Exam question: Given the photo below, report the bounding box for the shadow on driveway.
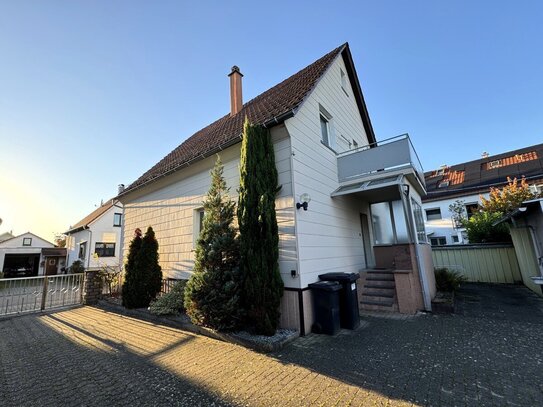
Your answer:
[273,283,543,406]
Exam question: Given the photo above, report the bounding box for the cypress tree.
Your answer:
[184,156,243,330]
[122,226,162,308]
[238,118,283,336]
[138,226,162,305]
[122,228,144,308]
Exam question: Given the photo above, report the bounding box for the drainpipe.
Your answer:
[87,228,92,270]
[399,183,432,311]
[528,226,543,276]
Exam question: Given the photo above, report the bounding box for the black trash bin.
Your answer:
[308,281,342,335]
[318,272,360,329]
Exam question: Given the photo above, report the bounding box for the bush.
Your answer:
[463,211,511,243]
[435,268,467,292]
[149,280,187,316]
[69,260,85,274]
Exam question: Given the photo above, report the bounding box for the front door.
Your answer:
[360,213,375,267]
[45,257,58,275]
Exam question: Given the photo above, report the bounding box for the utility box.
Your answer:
[318,272,361,329]
[308,281,342,335]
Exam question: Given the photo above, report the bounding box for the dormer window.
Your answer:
[438,181,450,188]
[488,160,501,169]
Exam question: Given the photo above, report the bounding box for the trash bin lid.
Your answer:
[318,272,360,282]
[308,281,342,291]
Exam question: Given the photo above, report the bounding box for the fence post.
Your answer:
[82,271,102,305]
[40,275,49,311]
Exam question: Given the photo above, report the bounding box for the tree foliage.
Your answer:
[480,177,537,214]
[184,156,244,331]
[463,211,511,243]
[463,177,541,243]
[122,227,162,308]
[237,118,283,336]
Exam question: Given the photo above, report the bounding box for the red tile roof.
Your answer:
[121,44,348,196]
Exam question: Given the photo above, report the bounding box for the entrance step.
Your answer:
[363,284,395,293]
[359,268,399,312]
[362,291,394,299]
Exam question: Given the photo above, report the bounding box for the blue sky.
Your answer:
[1,1,542,240]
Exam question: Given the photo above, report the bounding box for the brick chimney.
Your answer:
[228,66,243,116]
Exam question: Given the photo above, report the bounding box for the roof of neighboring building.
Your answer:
[65,199,119,234]
[0,232,14,243]
[0,232,55,247]
[423,143,543,201]
[119,43,376,197]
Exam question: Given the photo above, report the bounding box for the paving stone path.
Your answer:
[0,283,542,406]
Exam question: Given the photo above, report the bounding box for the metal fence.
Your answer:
[432,244,522,284]
[0,273,84,316]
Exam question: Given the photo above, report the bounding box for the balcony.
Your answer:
[335,134,426,196]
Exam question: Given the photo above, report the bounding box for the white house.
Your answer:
[117,43,436,334]
[422,143,543,246]
[0,232,67,277]
[65,199,124,271]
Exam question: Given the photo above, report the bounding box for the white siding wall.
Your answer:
[66,205,124,270]
[284,54,372,287]
[422,192,487,245]
[121,125,298,287]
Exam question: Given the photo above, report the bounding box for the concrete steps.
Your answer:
[358,268,399,312]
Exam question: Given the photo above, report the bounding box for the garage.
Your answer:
[2,253,40,278]
[0,232,66,278]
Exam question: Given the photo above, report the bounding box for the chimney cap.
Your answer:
[228,65,243,77]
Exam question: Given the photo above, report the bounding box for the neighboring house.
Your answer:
[0,232,67,277]
[422,143,543,246]
[65,199,124,271]
[497,198,543,296]
[0,231,15,243]
[118,43,436,334]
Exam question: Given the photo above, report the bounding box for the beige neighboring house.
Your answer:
[0,232,67,277]
[65,199,124,271]
[118,43,436,334]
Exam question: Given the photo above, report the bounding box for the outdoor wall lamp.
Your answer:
[296,193,311,211]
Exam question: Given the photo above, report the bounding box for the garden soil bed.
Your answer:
[96,298,298,352]
[432,291,455,314]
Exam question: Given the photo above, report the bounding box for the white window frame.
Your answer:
[340,69,348,96]
[193,208,205,248]
[425,208,442,221]
[430,236,447,246]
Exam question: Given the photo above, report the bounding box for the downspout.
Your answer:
[399,183,432,311]
[87,228,92,270]
[528,225,543,276]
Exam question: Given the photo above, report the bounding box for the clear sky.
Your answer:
[1,1,542,241]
